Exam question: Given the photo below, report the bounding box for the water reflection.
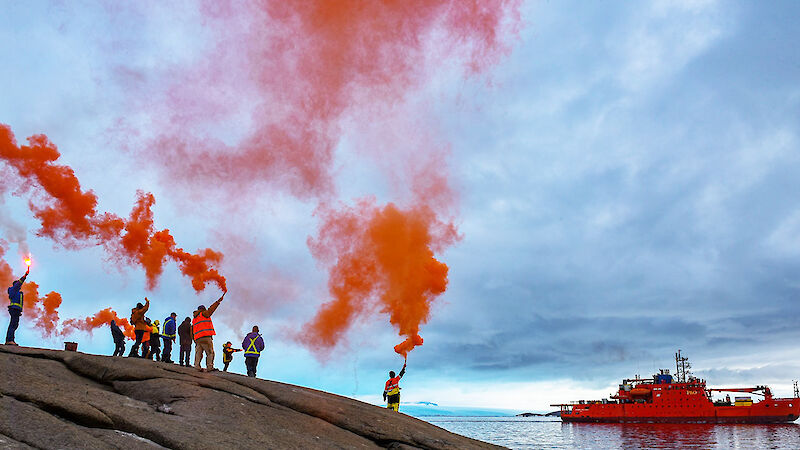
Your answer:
[422,416,800,449]
[566,423,716,448]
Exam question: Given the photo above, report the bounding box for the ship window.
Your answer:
[790,404,793,407]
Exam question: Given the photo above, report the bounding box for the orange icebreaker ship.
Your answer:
[552,351,800,423]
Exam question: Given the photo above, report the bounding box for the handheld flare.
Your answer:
[24,257,32,268]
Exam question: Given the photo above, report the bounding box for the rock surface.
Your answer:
[0,346,502,449]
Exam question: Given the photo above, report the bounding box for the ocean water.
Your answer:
[420,416,800,449]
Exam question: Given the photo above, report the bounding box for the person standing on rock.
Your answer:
[110,320,126,356]
[161,312,177,363]
[242,326,265,378]
[147,319,161,361]
[221,341,241,372]
[127,298,149,357]
[5,265,28,345]
[192,291,225,372]
[383,361,406,412]
[177,316,192,366]
[141,318,152,359]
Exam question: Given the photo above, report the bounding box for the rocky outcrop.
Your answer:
[0,346,501,449]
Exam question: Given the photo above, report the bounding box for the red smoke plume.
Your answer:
[62,308,134,340]
[0,124,226,292]
[132,1,520,198]
[303,201,458,356]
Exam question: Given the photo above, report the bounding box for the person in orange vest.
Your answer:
[127,297,149,357]
[383,361,406,411]
[141,318,152,359]
[192,291,225,372]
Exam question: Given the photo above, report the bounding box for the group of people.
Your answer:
[117,294,266,377]
[7,266,408,410]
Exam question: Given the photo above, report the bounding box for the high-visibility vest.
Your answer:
[385,376,401,396]
[8,291,23,311]
[192,314,215,340]
[162,317,176,338]
[244,335,262,357]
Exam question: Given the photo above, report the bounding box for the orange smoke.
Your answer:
[134,1,520,198]
[0,124,226,292]
[62,308,135,340]
[303,200,458,356]
[394,334,424,359]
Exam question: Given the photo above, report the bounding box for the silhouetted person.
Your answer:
[110,320,125,356]
[242,326,265,378]
[127,298,149,357]
[383,361,407,412]
[161,312,177,363]
[5,265,28,345]
[177,317,192,366]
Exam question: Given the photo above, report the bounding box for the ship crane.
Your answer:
[707,386,772,398]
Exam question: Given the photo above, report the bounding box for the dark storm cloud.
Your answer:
[411,0,800,389]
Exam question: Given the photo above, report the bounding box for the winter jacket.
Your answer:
[162,316,177,339]
[178,320,192,346]
[131,300,150,331]
[7,275,27,312]
[110,321,125,342]
[242,332,265,357]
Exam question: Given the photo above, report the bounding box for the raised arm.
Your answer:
[398,362,406,379]
[205,292,226,316]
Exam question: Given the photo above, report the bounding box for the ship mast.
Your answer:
[675,350,692,383]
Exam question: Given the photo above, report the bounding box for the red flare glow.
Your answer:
[24,258,31,267]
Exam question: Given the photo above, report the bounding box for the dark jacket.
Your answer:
[110,320,125,342]
[242,332,265,357]
[178,320,192,346]
[7,274,27,312]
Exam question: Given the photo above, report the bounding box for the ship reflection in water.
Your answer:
[422,416,800,449]
[566,422,800,448]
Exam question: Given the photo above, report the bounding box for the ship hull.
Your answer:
[562,414,800,424]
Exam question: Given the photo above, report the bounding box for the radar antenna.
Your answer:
[675,350,692,383]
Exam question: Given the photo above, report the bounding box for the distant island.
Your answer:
[517,411,561,417]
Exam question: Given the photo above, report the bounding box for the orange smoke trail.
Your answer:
[62,308,135,340]
[303,200,458,357]
[0,124,226,293]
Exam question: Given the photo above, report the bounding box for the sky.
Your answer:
[2,0,800,413]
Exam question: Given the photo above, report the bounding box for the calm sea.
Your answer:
[420,416,800,449]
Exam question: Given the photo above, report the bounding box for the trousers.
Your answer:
[245,356,259,378]
[194,337,214,370]
[5,308,21,343]
[113,339,125,356]
[180,343,191,366]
